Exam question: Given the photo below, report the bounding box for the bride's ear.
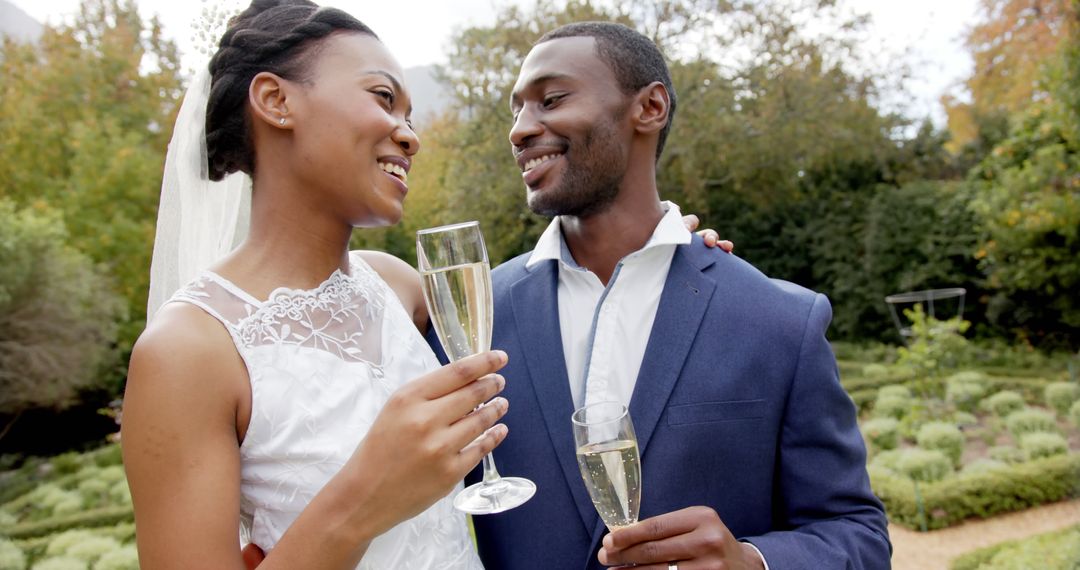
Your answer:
[249,72,293,130]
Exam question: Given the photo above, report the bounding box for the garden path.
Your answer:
[889,498,1080,569]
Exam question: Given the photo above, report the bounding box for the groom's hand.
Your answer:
[598,506,764,570]
[681,214,734,253]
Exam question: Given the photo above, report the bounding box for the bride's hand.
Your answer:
[682,214,734,252]
[343,350,510,534]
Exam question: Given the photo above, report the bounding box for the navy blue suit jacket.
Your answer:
[463,236,891,569]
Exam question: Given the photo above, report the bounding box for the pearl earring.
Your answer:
[279,117,286,126]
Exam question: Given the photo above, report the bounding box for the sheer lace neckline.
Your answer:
[201,263,356,307]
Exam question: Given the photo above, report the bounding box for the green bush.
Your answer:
[878,385,913,399]
[870,453,1080,530]
[988,445,1027,464]
[946,381,986,413]
[2,507,133,540]
[951,525,1080,570]
[1005,408,1058,439]
[953,411,978,428]
[94,545,139,570]
[0,538,27,570]
[108,481,131,506]
[916,422,965,466]
[29,557,87,570]
[1044,382,1080,416]
[861,363,890,379]
[873,394,910,419]
[946,371,987,385]
[983,391,1025,417]
[96,467,125,487]
[44,531,95,558]
[861,418,900,451]
[1020,432,1069,460]
[88,445,122,469]
[64,536,119,564]
[894,448,953,483]
[1071,399,1080,428]
[961,459,1008,474]
[47,455,84,477]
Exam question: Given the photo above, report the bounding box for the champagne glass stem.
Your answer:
[481,452,503,485]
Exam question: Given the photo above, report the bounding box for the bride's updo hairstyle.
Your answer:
[205,0,376,181]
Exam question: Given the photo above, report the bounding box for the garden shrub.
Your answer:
[44,531,95,558]
[916,422,964,466]
[1020,432,1068,460]
[108,481,131,506]
[953,411,978,429]
[3,507,134,540]
[946,380,986,413]
[1071,399,1080,428]
[47,454,84,477]
[1044,382,1080,416]
[29,557,86,570]
[873,394,910,419]
[870,453,1080,531]
[861,418,900,451]
[868,450,901,472]
[0,508,17,526]
[94,545,139,570]
[89,445,122,469]
[988,445,1027,464]
[961,459,1008,474]
[878,385,913,399]
[983,391,1025,417]
[951,525,1080,570]
[862,363,890,379]
[1005,408,1058,439]
[64,536,119,564]
[0,538,27,570]
[96,467,125,487]
[893,448,953,482]
[76,480,107,507]
[946,371,987,385]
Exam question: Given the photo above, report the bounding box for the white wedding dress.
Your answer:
[166,251,483,569]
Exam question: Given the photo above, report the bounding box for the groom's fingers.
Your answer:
[414,350,508,400]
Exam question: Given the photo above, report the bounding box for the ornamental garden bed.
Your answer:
[854,368,1080,531]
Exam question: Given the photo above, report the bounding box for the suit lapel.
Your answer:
[510,260,597,533]
[629,241,717,456]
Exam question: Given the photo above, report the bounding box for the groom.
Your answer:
[468,22,891,569]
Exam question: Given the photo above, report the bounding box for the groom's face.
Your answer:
[508,36,633,218]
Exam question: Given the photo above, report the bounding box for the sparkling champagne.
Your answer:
[421,261,492,361]
[576,439,641,530]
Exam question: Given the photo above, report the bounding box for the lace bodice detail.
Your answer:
[167,252,482,569]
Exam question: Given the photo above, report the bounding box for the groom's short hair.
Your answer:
[536,22,677,161]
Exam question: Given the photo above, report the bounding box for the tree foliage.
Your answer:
[0,0,183,362]
[0,200,124,433]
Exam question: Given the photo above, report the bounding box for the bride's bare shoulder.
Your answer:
[354,250,427,330]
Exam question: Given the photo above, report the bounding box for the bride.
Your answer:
[121,1,506,568]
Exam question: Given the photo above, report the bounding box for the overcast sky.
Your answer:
[11,0,978,124]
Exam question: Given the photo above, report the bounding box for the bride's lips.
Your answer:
[378,155,411,196]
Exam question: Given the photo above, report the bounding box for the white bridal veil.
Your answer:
[147,67,252,320]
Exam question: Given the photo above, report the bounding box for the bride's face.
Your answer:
[287,33,418,227]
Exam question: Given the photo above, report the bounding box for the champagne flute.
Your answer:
[416,221,536,514]
[572,401,641,530]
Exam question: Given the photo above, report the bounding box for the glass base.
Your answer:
[453,477,536,514]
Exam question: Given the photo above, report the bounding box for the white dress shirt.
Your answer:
[526,202,771,570]
[526,202,690,409]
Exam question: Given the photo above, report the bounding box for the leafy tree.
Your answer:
[0,200,125,441]
[968,8,1080,349]
[0,0,183,366]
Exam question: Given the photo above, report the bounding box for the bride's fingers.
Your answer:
[438,373,505,422]
[456,422,509,471]
[413,350,507,400]
[447,396,508,452]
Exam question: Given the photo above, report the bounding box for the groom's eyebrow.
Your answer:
[510,72,573,109]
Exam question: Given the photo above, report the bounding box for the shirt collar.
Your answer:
[526,201,691,269]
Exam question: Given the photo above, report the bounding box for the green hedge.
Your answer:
[951,524,1080,570]
[0,506,133,540]
[871,453,1080,530]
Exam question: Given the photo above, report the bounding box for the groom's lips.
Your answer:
[515,145,566,188]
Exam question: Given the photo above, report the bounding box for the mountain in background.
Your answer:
[0,0,42,43]
[404,64,452,125]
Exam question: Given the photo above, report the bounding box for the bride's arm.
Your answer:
[123,302,507,569]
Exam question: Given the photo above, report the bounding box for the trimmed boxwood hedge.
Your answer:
[0,506,133,540]
[951,524,1080,570]
[870,453,1080,530]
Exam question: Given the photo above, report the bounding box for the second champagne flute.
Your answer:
[572,401,642,530]
[416,221,536,514]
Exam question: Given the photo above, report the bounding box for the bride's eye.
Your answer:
[374,89,395,106]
